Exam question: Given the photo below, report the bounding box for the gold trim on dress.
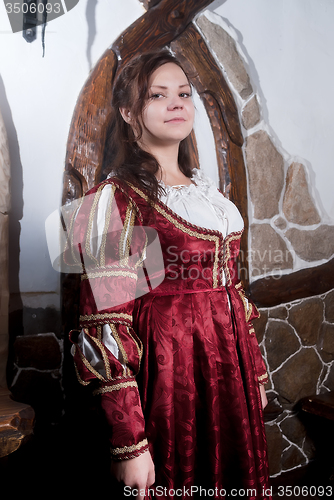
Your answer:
[235,281,253,323]
[94,379,138,395]
[72,348,91,386]
[65,194,85,267]
[76,342,106,382]
[100,183,117,267]
[79,312,132,325]
[126,326,143,370]
[84,328,112,380]
[129,183,222,289]
[258,372,269,384]
[119,203,136,266]
[223,231,243,287]
[85,182,108,267]
[81,269,138,281]
[110,323,130,377]
[111,438,149,457]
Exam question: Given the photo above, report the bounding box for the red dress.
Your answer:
[67,173,271,500]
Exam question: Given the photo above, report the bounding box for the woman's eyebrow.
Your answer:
[150,84,191,89]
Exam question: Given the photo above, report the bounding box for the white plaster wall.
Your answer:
[211,0,334,222]
[0,0,144,306]
[0,0,333,306]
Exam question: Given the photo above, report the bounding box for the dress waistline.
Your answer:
[147,287,227,297]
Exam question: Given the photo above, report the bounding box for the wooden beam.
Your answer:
[112,0,215,65]
[249,257,334,307]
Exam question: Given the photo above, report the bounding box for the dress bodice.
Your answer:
[158,168,244,238]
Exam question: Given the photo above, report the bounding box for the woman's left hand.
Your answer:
[259,384,268,409]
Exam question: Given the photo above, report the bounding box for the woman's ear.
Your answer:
[119,108,132,124]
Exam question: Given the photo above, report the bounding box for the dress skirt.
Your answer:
[134,288,270,500]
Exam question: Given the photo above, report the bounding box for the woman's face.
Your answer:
[135,62,195,149]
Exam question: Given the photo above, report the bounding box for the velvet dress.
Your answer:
[67,168,271,499]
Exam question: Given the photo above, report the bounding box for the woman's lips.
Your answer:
[165,117,186,123]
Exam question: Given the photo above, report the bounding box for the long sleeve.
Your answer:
[235,282,269,386]
[66,180,150,460]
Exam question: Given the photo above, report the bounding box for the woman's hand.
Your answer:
[259,384,268,409]
[111,450,155,499]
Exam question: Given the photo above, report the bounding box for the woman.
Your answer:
[68,50,271,499]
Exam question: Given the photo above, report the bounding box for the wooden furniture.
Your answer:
[300,391,334,484]
[0,387,35,459]
[300,391,334,421]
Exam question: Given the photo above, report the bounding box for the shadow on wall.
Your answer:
[85,0,98,70]
[0,74,23,386]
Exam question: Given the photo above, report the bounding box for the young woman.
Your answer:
[68,50,271,500]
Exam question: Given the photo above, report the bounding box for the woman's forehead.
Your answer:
[149,62,190,87]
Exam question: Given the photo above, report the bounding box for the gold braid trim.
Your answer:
[76,342,106,382]
[96,324,102,341]
[258,372,269,384]
[223,231,244,287]
[85,182,108,267]
[129,184,221,288]
[235,281,253,323]
[85,329,112,380]
[126,327,143,369]
[72,348,90,386]
[81,269,138,281]
[79,312,132,325]
[94,380,137,395]
[111,438,149,457]
[64,195,85,267]
[109,323,130,377]
[119,203,136,265]
[100,183,117,267]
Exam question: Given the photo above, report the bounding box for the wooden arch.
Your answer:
[61,0,250,341]
[61,0,334,393]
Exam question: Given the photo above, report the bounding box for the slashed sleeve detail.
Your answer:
[67,181,149,460]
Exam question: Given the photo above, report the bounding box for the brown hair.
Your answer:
[103,49,194,201]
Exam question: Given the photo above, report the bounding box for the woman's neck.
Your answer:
[139,141,182,182]
[138,140,192,186]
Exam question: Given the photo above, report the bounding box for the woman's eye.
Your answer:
[180,92,192,98]
[150,93,164,99]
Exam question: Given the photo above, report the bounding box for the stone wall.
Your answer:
[196,11,334,280]
[196,11,334,476]
[254,289,334,476]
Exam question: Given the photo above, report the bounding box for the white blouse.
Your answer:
[158,168,244,238]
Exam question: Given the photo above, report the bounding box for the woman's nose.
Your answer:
[167,95,184,110]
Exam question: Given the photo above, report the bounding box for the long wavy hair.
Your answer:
[103,49,195,201]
